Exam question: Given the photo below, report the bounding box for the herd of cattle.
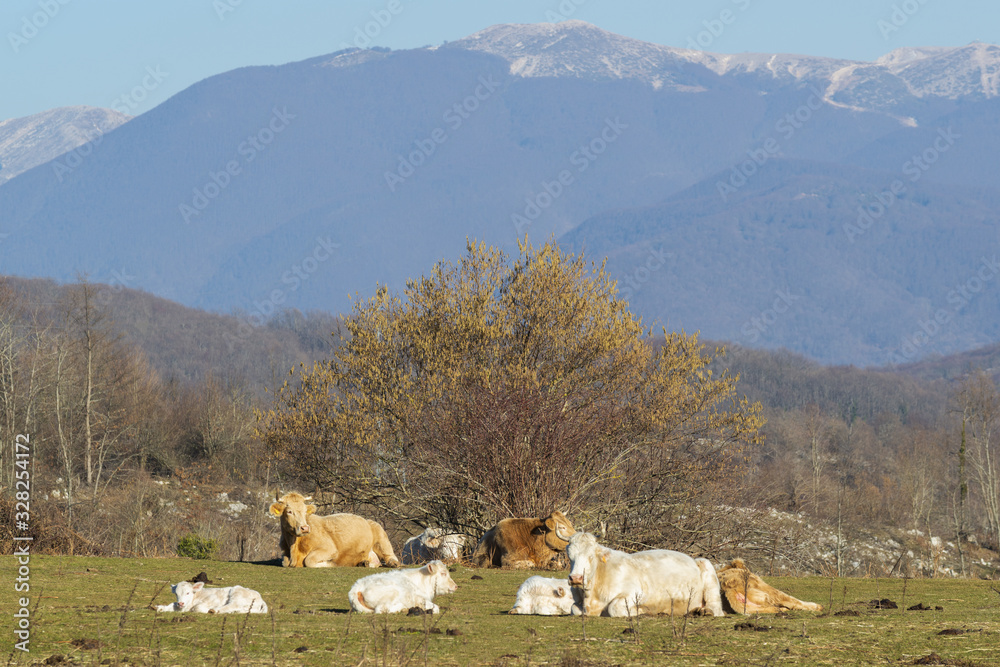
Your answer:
[155,491,823,616]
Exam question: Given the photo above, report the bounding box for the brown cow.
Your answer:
[716,559,823,614]
[269,492,400,568]
[472,511,575,569]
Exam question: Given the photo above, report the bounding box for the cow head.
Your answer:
[542,511,575,551]
[423,560,459,596]
[269,492,316,536]
[421,526,445,549]
[171,581,204,610]
[566,532,603,588]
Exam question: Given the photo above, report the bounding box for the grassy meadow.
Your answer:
[3,555,1000,666]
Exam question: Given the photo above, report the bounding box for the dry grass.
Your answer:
[6,556,1000,666]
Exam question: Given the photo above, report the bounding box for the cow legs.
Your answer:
[606,592,645,618]
[369,522,400,567]
[288,539,312,567]
[696,559,725,617]
[301,548,337,567]
[501,550,536,569]
[573,596,610,617]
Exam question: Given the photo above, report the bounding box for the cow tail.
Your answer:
[354,590,374,612]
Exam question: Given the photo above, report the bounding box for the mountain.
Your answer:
[561,159,1000,366]
[1,22,999,365]
[0,106,130,185]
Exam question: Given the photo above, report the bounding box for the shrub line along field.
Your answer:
[6,556,1000,666]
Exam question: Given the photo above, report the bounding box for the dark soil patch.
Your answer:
[913,652,989,666]
[733,621,770,632]
[868,598,898,610]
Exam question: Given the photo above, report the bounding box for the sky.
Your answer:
[2,0,998,121]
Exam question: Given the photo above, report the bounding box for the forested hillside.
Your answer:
[2,274,997,578]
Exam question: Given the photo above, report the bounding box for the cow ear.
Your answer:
[192,582,205,591]
[269,503,284,516]
[306,504,317,515]
[554,587,565,598]
[544,517,556,531]
[425,561,442,574]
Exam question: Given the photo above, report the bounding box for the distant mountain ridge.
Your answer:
[0,106,130,185]
[453,22,1000,115]
[1,22,998,365]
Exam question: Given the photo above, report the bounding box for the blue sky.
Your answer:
[2,0,997,120]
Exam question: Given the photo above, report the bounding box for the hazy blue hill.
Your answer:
[562,159,1000,365]
[2,22,1000,365]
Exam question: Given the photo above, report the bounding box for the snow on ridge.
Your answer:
[0,106,131,184]
[449,22,1000,105]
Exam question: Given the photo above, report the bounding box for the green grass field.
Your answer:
[4,555,1000,666]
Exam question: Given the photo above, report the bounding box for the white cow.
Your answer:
[156,581,268,614]
[349,560,458,614]
[566,532,724,618]
[508,575,581,615]
[401,527,467,564]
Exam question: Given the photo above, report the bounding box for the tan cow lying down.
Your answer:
[472,511,575,569]
[269,492,400,568]
[717,559,823,614]
[567,532,725,618]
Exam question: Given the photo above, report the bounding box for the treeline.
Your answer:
[712,343,1000,572]
[0,277,337,558]
[2,274,998,576]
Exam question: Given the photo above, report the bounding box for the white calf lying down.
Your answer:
[567,532,724,618]
[156,581,268,614]
[401,527,467,564]
[509,576,582,615]
[349,560,457,614]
